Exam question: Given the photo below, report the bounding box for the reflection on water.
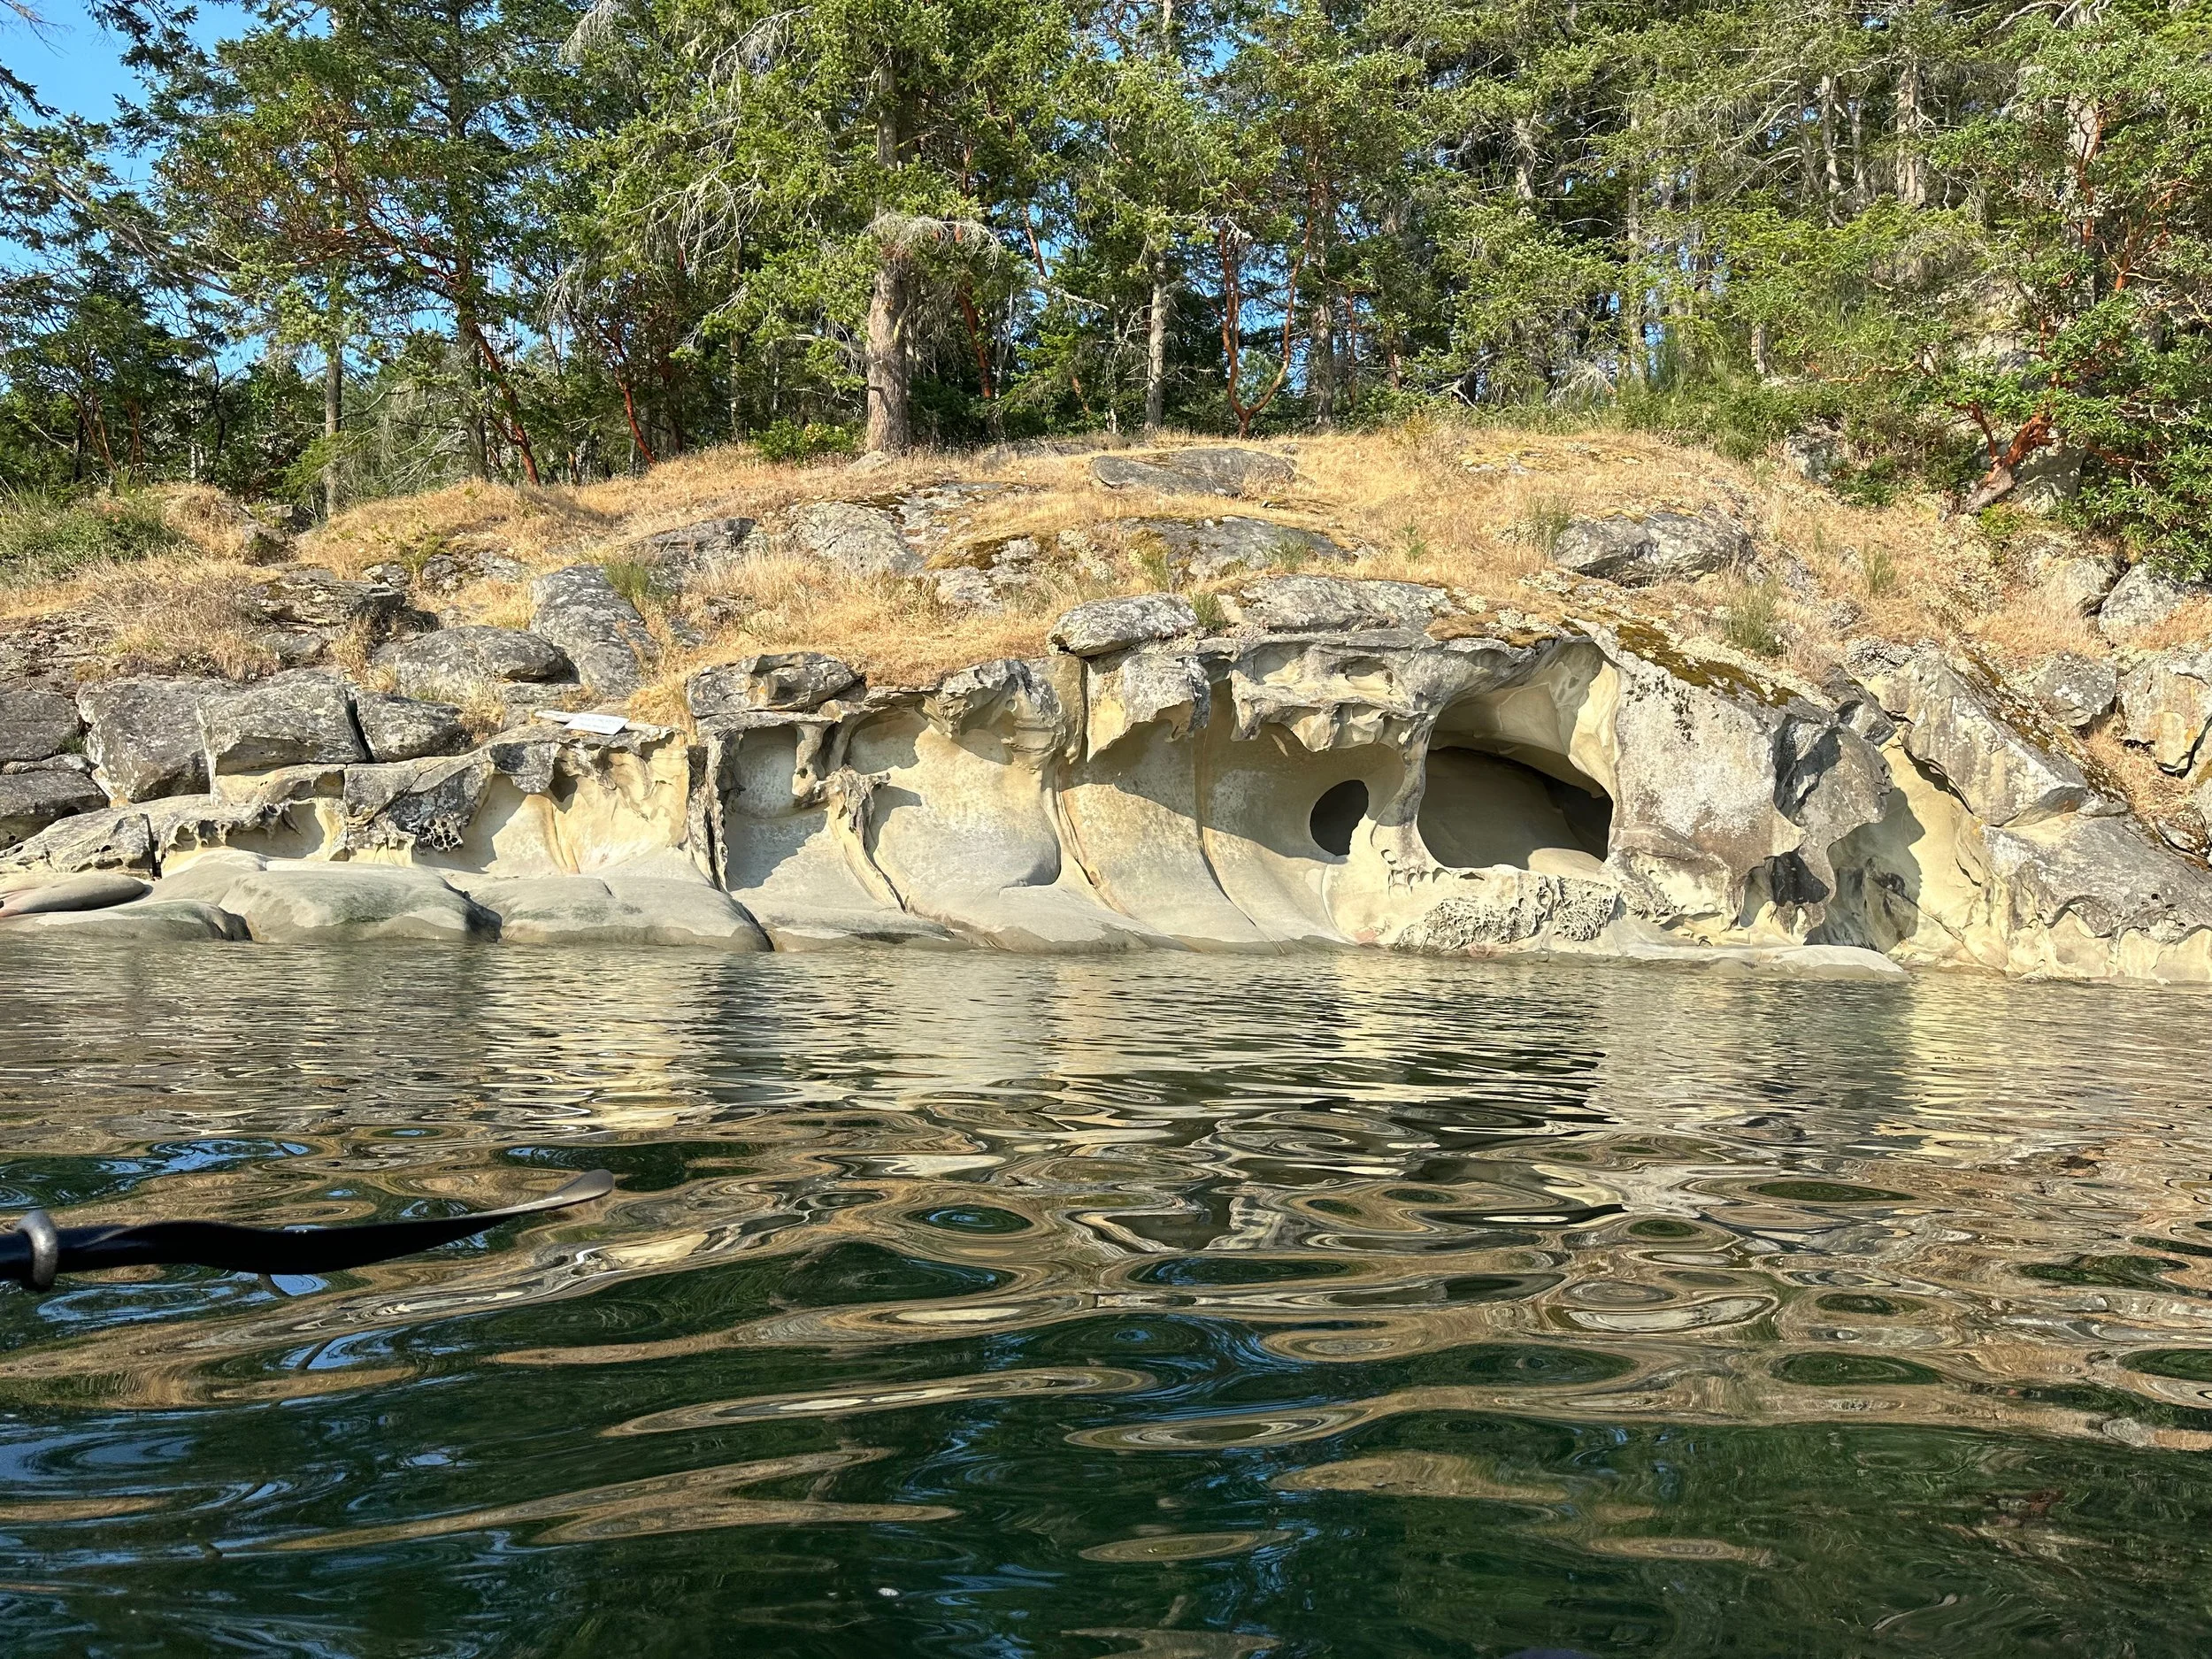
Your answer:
[0,943,2209,1655]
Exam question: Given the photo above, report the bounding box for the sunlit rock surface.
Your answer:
[6,580,2212,981]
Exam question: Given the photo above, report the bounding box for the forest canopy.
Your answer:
[2,0,2209,570]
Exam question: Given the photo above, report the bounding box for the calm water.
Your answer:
[0,944,2208,1658]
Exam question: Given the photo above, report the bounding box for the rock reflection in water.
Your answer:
[0,942,2209,1655]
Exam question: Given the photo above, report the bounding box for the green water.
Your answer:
[0,944,2208,1658]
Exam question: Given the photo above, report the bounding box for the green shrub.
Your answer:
[0,491,180,586]
[752,420,857,465]
[1860,546,1897,596]
[1189,590,1226,628]
[601,557,660,609]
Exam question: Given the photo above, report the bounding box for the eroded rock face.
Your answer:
[1852,644,2106,826]
[530,565,657,698]
[2027,545,2123,617]
[1552,512,1750,587]
[6,580,2209,984]
[687,654,860,718]
[0,686,82,764]
[1090,447,1295,498]
[78,678,223,801]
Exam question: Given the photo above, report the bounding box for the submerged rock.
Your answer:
[220,864,496,943]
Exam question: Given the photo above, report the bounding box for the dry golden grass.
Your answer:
[12,420,2210,824]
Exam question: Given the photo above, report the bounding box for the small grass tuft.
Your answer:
[1516,494,1575,558]
[1860,545,1897,596]
[1189,589,1226,629]
[601,557,661,610]
[1722,580,1786,658]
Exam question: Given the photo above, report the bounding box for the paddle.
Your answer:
[0,1171,614,1290]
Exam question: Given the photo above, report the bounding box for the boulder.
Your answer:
[242,567,412,636]
[530,565,658,698]
[470,866,769,949]
[0,871,147,918]
[353,693,469,763]
[0,686,82,763]
[1049,595,1200,657]
[375,626,575,709]
[1984,812,2212,942]
[0,770,110,849]
[1117,516,1349,581]
[1232,575,1448,634]
[1855,644,2106,826]
[2117,651,2212,774]
[630,517,757,588]
[2024,543,2123,617]
[219,864,496,943]
[2020,653,2118,730]
[0,805,155,874]
[1,898,245,942]
[2097,565,2192,641]
[1551,511,1752,587]
[785,502,921,577]
[1089,447,1296,498]
[77,678,223,801]
[687,654,860,718]
[199,671,367,779]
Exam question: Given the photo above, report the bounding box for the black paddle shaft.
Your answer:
[0,1171,613,1290]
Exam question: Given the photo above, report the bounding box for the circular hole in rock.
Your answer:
[1310,779,1369,858]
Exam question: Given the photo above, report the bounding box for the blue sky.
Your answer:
[7,0,252,125]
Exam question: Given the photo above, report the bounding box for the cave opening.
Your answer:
[1310,779,1370,858]
[1416,748,1611,870]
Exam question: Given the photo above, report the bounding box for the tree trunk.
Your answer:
[1895,55,1926,208]
[322,280,344,520]
[865,61,912,455]
[1308,290,1335,427]
[1144,261,1170,434]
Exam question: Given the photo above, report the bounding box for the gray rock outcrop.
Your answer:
[353,693,469,763]
[785,502,921,576]
[1230,574,1448,633]
[1117,516,1349,581]
[375,626,575,710]
[2118,650,2212,773]
[1049,595,1199,657]
[2098,565,2193,641]
[2020,653,2118,730]
[530,565,658,699]
[200,671,366,779]
[630,516,757,588]
[1090,447,1296,498]
[2026,544,2123,617]
[0,686,82,764]
[78,678,223,801]
[1551,511,1751,587]
[0,772,109,850]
